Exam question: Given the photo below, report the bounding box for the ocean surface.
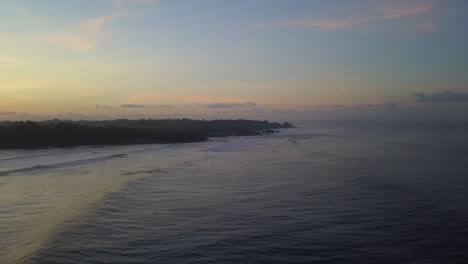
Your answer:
[1,120,468,263]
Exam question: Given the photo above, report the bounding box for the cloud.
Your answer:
[283,19,353,31]
[414,20,440,32]
[376,2,434,19]
[111,103,173,108]
[44,0,158,50]
[314,102,400,111]
[413,91,468,103]
[204,102,257,109]
[0,111,17,116]
[96,104,114,109]
[46,11,123,50]
[128,0,159,4]
[121,104,146,108]
[281,2,434,31]
[315,104,346,109]
[15,5,45,25]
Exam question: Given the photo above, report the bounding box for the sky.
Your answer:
[1,0,468,121]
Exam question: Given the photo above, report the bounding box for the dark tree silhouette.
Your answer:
[0,119,294,149]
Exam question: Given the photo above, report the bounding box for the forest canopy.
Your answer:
[0,119,294,149]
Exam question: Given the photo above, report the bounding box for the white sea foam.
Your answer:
[205,137,265,152]
[0,145,168,176]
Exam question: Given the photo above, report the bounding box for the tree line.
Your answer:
[0,119,294,149]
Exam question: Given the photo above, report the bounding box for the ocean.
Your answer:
[1,120,468,263]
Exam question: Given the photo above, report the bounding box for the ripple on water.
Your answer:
[3,123,468,263]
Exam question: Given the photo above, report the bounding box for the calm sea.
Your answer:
[1,120,468,263]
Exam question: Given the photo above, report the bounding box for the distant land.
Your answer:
[0,119,294,149]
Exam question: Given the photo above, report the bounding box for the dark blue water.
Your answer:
[3,120,468,263]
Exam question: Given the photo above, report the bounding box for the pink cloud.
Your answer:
[377,3,434,19]
[283,19,354,31]
[414,20,440,32]
[43,0,159,50]
[281,2,435,31]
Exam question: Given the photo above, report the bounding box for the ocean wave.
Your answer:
[0,154,128,177]
[205,138,264,152]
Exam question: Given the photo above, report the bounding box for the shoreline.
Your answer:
[0,119,294,150]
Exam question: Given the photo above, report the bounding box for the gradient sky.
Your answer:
[1,0,468,121]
